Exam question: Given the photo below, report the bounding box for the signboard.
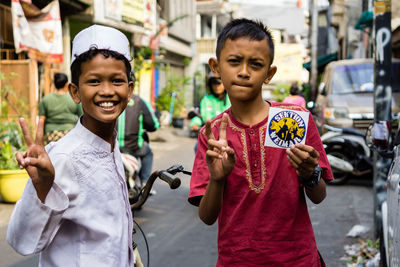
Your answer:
[104,0,122,21]
[121,0,155,32]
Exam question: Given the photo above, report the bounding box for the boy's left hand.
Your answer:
[286,143,319,180]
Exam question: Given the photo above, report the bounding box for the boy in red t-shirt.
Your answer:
[188,18,333,267]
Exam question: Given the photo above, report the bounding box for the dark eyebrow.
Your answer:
[249,57,266,62]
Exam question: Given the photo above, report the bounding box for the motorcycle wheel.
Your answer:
[325,148,351,185]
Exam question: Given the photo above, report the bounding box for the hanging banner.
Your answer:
[11,0,63,63]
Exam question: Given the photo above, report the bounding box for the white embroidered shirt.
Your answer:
[7,120,134,266]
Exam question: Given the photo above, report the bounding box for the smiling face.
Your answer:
[209,37,276,104]
[69,54,133,137]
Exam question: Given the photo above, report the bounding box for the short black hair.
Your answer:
[54,72,68,89]
[208,76,224,97]
[216,18,275,64]
[290,84,300,95]
[71,48,133,86]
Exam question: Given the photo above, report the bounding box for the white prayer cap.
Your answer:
[71,24,130,66]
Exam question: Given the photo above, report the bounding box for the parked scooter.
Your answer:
[321,124,373,184]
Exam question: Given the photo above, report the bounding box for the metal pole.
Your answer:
[373,0,392,238]
[310,0,318,100]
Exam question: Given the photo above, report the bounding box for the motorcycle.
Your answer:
[187,108,203,139]
[121,153,142,205]
[321,124,373,185]
[187,109,204,153]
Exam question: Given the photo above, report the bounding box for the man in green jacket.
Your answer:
[117,94,160,189]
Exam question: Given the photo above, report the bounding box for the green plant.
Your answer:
[272,83,291,102]
[0,121,25,170]
[0,72,28,170]
[132,14,189,90]
[156,66,191,117]
[133,46,153,77]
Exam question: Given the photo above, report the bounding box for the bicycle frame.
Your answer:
[131,164,191,267]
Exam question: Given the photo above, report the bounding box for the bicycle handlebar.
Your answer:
[159,170,181,189]
[130,164,190,211]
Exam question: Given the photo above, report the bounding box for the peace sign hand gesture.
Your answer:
[15,118,55,203]
[205,113,236,183]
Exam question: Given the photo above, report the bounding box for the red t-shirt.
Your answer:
[189,102,333,267]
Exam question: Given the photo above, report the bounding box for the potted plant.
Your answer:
[0,72,29,203]
[156,66,191,128]
[0,121,29,203]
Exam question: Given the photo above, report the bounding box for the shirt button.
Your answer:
[250,129,254,134]
[254,144,257,149]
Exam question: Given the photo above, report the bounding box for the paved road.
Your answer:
[0,126,374,267]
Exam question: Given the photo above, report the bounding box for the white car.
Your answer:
[381,134,400,266]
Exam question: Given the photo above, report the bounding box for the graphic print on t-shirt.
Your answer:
[265,107,309,149]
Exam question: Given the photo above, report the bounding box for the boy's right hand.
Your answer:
[15,118,55,203]
[205,113,235,183]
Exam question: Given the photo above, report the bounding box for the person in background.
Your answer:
[189,75,231,133]
[39,72,82,145]
[189,75,231,153]
[282,81,306,108]
[117,90,160,192]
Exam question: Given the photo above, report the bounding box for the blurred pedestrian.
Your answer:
[282,81,306,108]
[190,75,230,132]
[38,72,82,145]
[189,75,230,152]
[118,92,160,192]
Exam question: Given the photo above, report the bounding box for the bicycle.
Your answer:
[131,164,191,267]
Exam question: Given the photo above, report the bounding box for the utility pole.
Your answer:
[373,0,392,238]
[310,0,318,100]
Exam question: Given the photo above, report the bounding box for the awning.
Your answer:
[31,0,90,16]
[302,52,338,72]
[355,10,373,31]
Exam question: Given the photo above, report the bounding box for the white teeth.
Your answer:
[99,102,114,108]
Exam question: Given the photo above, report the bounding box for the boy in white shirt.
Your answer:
[7,25,135,266]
